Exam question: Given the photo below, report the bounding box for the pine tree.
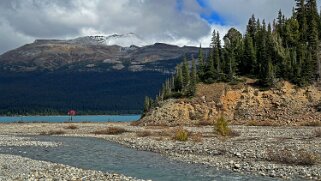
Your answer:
[265,59,275,86]
[277,10,286,40]
[215,32,222,74]
[210,30,217,48]
[189,59,197,96]
[223,28,242,80]
[241,35,256,75]
[305,0,320,80]
[174,64,183,91]
[296,0,308,42]
[149,0,321,106]
[182,56,190,88]
[143,96,151,112]
[246,14,257,43]
[197,45,205,80]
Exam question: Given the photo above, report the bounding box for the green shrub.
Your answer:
[214,116,231,136]
[173,127,189,141]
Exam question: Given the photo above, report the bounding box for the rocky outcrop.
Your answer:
[139,81,321,126]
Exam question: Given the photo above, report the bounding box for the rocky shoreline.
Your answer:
[100,126,321,180]
[0,123,320,180]
[0,154,138,181]
[0,133,143,181]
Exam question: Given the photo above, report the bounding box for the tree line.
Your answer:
[144,0,321,113]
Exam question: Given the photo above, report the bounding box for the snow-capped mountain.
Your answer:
[71,33,148,47]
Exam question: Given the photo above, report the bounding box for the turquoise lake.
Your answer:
[0,115,141,123]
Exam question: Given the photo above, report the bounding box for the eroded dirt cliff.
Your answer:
[139,80,321,126]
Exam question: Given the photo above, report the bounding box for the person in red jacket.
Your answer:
[68,110,76,121]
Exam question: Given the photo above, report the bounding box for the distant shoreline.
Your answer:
[0,115,141,123]
[0,114,141,117]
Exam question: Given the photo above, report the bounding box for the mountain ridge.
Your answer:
[0,35,205,73]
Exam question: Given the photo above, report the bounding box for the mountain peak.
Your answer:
[72,33,148,47]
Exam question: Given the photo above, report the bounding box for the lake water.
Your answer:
[0,115,141,123]
[0,136,281,181]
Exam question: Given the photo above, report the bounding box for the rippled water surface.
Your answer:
[0,136,281,181]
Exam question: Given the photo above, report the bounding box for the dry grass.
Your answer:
[196,120,213,126]
[91,127,128,135]
[301,121,321,127]
[247,120,278,126]
[173,127,189,141]
[158,128,173,137]
[145,125,169,130]
[64,125,78,130]
[229,130,241,137]
[136,130,152,137]
[191,132,203,142]
[130,121,140,126]
[40,130,66,135]
[266,148,320,166]
[314,129,321,137]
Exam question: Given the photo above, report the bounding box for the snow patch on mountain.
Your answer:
[71,33,148,47]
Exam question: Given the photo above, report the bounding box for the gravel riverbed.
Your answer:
[100,126,321,180]
[0,123,320,180]
[0,153,140,181]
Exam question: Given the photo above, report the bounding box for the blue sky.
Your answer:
[195,0,225,25]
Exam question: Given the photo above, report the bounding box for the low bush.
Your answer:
[191,132,203,142]
[247,120,277,126]
[197,120,213,126]
[173,127,189,141]
[91,127,128,135]
[301,121,321,127]
[130,121,140,126]
[64,125,78,130]
[229,130,241,137]
[158,129,173,137]
[314,129,321,137]
[40,130,66,135]
[136,130,152,137]
[266,148,320,166]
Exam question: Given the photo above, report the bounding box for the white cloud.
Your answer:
[0,0,320,53]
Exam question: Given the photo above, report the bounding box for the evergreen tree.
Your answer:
[210,30,217,48]
[264,59,275,86]
[215,32,222,74]
[246,14,257,43]
[277,9,286,40]
[223,28,243,80]
[296,0,308,41]
[197,45,205,80]
[189,59,197,96]
[182,56,190,88]
[143,96,151,112]
[306,0,320,80]
[241,35,256,75]
[174,64,184,91]
[150,0,321,106]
